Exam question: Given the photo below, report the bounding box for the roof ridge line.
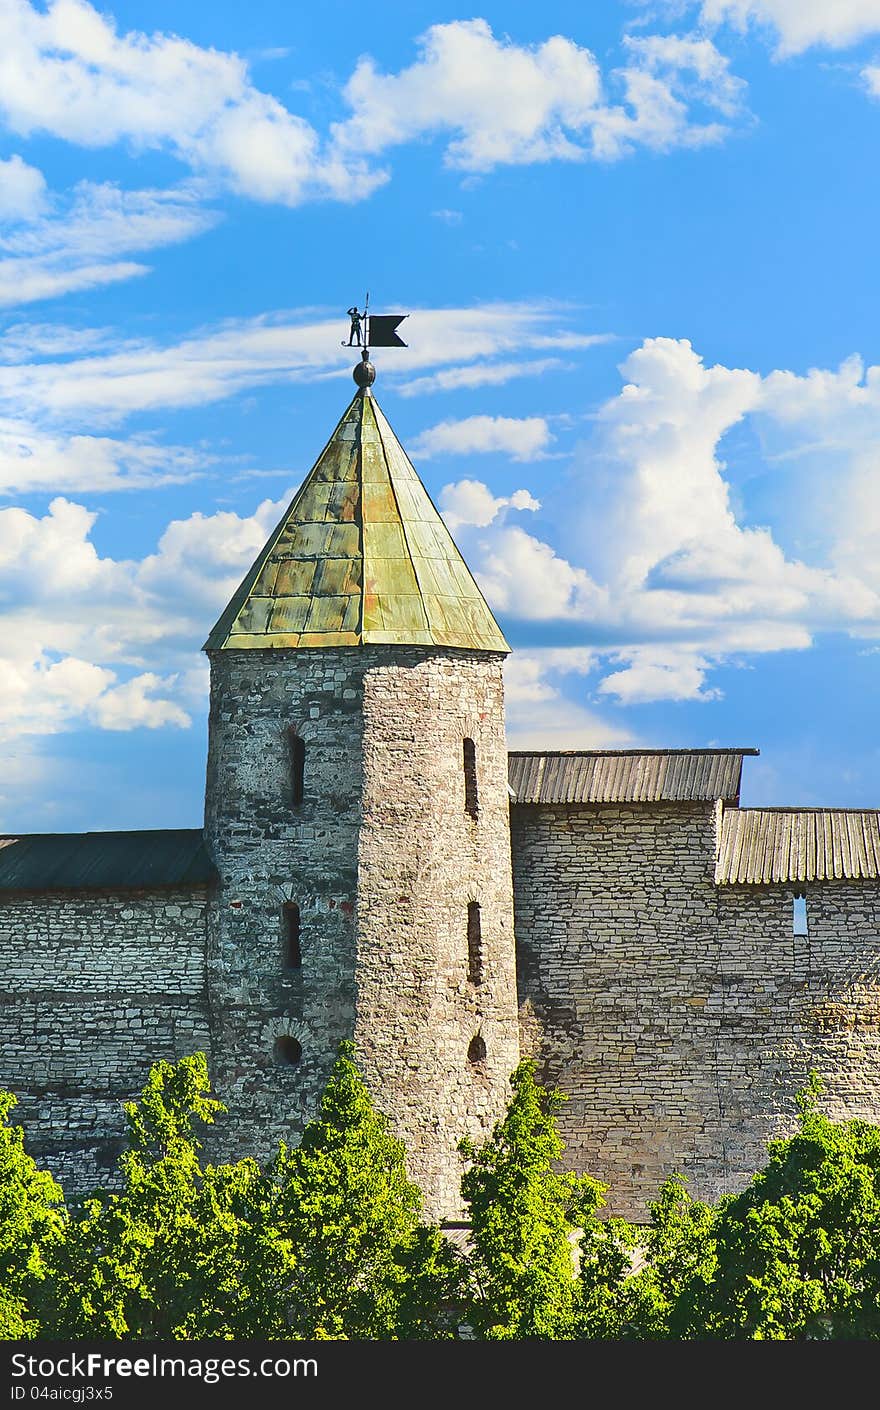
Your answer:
[371,394,510,652]
[370,392,433,643]
[355,389,367,644]
[507,747,760,758]
[725,805,880,815]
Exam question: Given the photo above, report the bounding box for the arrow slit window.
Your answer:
[463,738,478,819]
[468,901,483,985]
[283,903,302,970]
[288,729,305,807]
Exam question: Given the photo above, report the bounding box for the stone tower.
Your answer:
[202,362,520,1217]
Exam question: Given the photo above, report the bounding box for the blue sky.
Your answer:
[1,0,880,830]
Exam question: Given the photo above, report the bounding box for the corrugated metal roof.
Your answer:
[205,388,509,654]
[508,749,756,805]
[715,809,880,885]
[0,830,216,892]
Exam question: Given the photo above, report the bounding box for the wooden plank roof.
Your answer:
[715,809,880,884]
[508,749,756,805]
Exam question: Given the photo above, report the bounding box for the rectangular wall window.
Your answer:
[792,894,808,937]
[468,901,483,984]
[283,902,302,969]
[463,738,478,819]
[288,730,305,807]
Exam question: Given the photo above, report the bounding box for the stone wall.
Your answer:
[204,645,520,1219]
[0,886,210,1197]
[203,648,362,1171]
[511,801,880,1220]
[356,649,520,1219]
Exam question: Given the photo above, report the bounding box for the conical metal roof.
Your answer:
[204,388,509,653]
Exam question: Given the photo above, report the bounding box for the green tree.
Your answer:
[37,1046,461,1340]
[38,1053,279,1339]
[460,1060,604,1339]
[696,1076,880,1339]
[575,1175,717,1339]
[0,1093,66,1338]
[269,1041,461,1339]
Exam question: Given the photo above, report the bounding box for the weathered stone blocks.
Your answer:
[512,800,880,1220]
[204,645,520,1218]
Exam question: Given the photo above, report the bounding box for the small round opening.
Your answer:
[468,1034,486,1065]
[274,1036,302,1067]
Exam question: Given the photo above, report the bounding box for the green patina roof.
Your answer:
[204,388,509,653]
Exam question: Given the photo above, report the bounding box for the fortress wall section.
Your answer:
[713,879,880,1164]
[0,885,211,1198]
[511,800,880,1219]
[356,649,520,1219]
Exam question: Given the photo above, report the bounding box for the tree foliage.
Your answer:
[6,1054,880,1341]
[576,1175,717,1339]
[37,1053,273,1338]
[695,1076,880,1339]
[22,1045,458,1341]
[460,1060,604,1339]
[0,1093,65,1338]
[267,1041,461,1338]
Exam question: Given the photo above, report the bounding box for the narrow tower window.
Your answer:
[463,737,478,819]
[283,902,302,969]
[792,893,808,937]
[468,1034,487,1065]
[467,901,483,985]
[288,729,305,807]
[274,1036,302,1067]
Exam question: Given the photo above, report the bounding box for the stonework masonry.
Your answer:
[204,644,519,1218]
[0,887,210,1195]
[512,800,880,1220]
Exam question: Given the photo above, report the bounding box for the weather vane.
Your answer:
[343,292,408,351]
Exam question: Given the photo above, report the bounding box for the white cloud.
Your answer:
[0,0,380,205]
[474,524,609,622]
[91,672,190,730]
[443,338,880,707]
[597,649,721,703]
[0,419,207,494]
[332,19,746,172]
[335,19,604,170]
[0,154,47,220]
[504,649,634,749]
[0,6,751,228]
[396,357,577,398]
[411,414,554,461]
[700,0,880,55]
[439,479,540,532]
[0,491,289,754]
[0,258,147,309]
[0,302,606,425]
[0,651,188,737]
[582,338,880,671]
[864,64,880,94]
[592,34,748,160]
[0,322,113,360]
[0,177,217,308]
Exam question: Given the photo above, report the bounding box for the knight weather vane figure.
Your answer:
[346,306,364,347]
[342,295,408,356]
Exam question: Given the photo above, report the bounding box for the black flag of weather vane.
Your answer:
[343,292,408,349]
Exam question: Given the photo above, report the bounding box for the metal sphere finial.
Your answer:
[353,347,376,389]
